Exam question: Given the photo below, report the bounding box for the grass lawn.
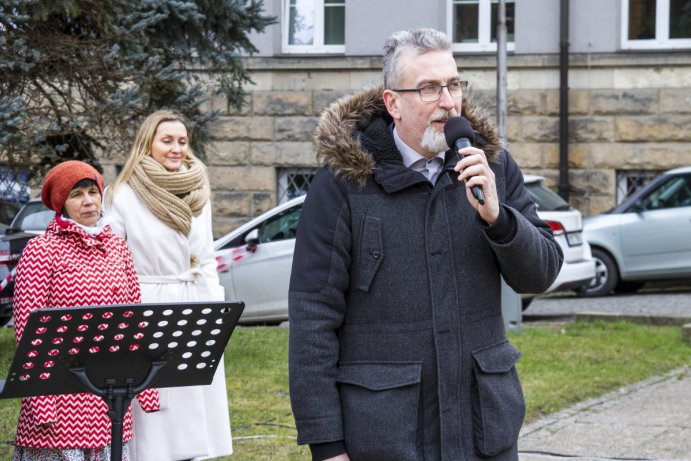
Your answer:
[0,320,689,460]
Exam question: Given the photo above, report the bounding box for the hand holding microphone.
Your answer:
[444,116,485,205]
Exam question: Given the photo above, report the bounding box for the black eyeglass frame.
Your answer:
[391,81,469,102]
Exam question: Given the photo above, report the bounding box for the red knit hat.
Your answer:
[41,161,104,213]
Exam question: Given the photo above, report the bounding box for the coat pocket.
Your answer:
[471,340,525,457]
[356,215,384,292]
[336,362,422,461]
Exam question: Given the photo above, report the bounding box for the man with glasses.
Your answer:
[289,28,563,461]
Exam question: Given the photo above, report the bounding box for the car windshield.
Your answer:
[525,181,571,212]
[638,174,691,211]
[217,203,303,250]
[11,201,53,232]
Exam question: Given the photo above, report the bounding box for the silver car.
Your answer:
[581,166,691,297]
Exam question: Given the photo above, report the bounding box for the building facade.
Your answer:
[102,0,691,238]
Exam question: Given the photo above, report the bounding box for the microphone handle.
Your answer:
[453,138,486,205]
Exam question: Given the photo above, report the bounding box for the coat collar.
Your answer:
[314,85,503,188]
[50,215,112,250]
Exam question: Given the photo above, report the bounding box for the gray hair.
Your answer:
[382,28,452,89]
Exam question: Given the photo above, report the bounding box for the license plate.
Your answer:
[566,232,583,246]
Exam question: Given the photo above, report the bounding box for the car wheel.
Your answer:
[578,248,618,297]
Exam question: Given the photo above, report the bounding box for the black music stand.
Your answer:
[0,300,245,461]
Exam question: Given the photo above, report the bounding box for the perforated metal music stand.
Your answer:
[0,300,245,461]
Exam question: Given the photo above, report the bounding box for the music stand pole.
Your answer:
[70,361,166,461]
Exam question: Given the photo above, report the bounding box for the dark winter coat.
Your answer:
[288,86,563,460]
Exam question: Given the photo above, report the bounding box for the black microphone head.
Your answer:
[444,116,475,148]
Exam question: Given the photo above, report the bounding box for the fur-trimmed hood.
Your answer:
[314,86,503,185]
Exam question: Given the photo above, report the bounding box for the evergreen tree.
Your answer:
[0,0,274,186]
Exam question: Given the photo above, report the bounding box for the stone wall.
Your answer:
[503,86,691,216]
[104,53,691,238]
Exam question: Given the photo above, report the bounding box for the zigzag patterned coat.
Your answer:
[12,216,160,450]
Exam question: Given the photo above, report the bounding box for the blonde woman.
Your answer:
[104,111,232,461]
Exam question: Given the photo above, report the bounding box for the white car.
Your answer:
[214,176,595,323]
[522,175,596,308]
[214,196,302,324]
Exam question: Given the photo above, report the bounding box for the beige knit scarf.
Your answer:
[128,156,209,236]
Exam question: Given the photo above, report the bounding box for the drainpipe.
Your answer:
[496,0,507,145]
[558,0,570,201]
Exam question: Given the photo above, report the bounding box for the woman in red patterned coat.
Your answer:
[12,161,160,461]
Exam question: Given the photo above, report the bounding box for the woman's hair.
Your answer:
[72,178,99,191]
[105,110,201,205]
[382,28,452,90]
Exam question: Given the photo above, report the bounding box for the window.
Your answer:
[0,167,31,204]
[12,200,53,232]
[258,206,303,243]
[0,201,19,225]
[277,168,315,204]
[448,0,515,52]
[216,203,303,250]
[622,0,691,49]
[283,0,345,53]
[525,181,571,212]
[639,174,691,210]
[616,170,662,204]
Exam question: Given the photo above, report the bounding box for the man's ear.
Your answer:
[383,89,401,121]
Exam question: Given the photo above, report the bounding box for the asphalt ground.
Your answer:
[524,284,691,323]
[518,366,691,461]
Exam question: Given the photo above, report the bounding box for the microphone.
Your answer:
[444,116,485,205]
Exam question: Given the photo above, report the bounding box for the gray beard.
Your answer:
[421,127,449,153]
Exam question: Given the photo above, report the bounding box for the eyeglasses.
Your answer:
[392,81,468,102]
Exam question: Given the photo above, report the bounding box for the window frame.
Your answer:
[621,0,691,50]
[447,0,515,53]
[282,0,346,54]
[277,168,316,204]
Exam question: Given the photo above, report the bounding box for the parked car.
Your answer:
[0,231,35,326]
[214,175,595,323]
[214,196,302,324]
[0,199,52,327]
[580,166,691,297]
[521,175,595,308]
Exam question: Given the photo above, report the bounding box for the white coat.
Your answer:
[104,183,232,461]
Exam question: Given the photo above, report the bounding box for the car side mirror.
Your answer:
[245,228,259,253]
